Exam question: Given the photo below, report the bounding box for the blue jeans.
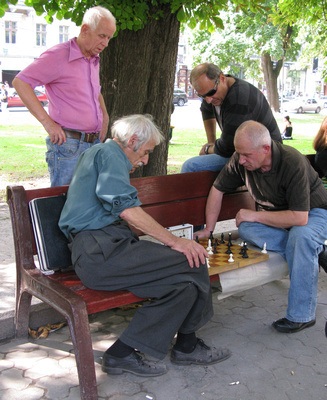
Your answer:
[45,136,100,187]
[181,154,230,173]
[238,208,327,322]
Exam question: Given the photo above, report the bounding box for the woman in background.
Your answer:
[282,115,293,140]
[313,116,327,177]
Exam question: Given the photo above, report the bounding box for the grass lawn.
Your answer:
[168,112,325,173]
[0,111,325,200]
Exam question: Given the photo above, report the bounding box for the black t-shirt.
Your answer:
[200,77,282,157]
[214,141,327,211]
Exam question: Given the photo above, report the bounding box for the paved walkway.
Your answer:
[1,249,327,399]
[1,198,327,399]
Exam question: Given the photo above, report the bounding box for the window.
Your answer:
[59,26,69,43]
[5,21,17,44]
[36,24,47,46]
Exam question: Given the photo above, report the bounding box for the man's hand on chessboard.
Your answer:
[170,237,209,269]
[192,227,212,240]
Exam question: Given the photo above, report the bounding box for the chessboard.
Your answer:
[197,233,269,276]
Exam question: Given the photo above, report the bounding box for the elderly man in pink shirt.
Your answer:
[13,6,116,186]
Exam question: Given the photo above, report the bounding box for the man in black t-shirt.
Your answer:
[196,120,327,333]
[181,63,282,173]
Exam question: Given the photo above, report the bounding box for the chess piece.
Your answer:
[241,243,249,258]
[228,253,234,263]
[228,232,233,247]
[261,242,267,254]
[206,239,212,251]
[220,233,225,244]
[225,243,232,254]
[209,231,214,241]
[206,257,210,269]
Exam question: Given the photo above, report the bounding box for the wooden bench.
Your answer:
[7,170,257,400]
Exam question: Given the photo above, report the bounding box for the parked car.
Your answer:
[173,88,188,106]
[7,89,48,108]
[283,97,322,114]
[320,95,327,108]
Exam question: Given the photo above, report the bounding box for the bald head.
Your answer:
[234,121,272,149]
[234,121,272,172]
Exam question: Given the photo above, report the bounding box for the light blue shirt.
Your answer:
[59,139,142,238]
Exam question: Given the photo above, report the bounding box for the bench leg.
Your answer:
[66,305,98,400]
[15,289,32,338]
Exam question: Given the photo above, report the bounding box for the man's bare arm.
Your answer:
[199,118,217,155]
[98,93,109,142]
[236,208,308,229]
[193,186,224,239]
[12,77,66,144]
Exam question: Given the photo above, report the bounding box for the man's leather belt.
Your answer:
[63,129,100,143]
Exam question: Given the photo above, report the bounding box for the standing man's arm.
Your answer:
[199,118,217,155]
[98,93,109,142]
[12,77,66,145]
[204,118,217,143]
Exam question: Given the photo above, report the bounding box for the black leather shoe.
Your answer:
[272,317,316,333]
[318,247,327,273]
[171,338,231,365]
[102,350,167,376]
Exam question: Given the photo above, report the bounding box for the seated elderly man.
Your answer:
[196,120,327,334]
[59,114,231,376]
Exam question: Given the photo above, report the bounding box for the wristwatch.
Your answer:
[204,144,212,154]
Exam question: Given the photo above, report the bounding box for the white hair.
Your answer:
[111,114,164,150]
[82,6,116,30]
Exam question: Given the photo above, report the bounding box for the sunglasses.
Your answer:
[197,79,219,99]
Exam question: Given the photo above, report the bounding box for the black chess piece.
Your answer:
[241,246,249,258]
[195,236,199,243]
[209,231,214,241]
[220,233,225,244]
[225,243,232,254]
[228,232,233,247]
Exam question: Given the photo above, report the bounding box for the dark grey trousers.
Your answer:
[71,222,213,359]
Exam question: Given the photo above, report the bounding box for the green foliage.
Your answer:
[274,0,327,75]
[1,0,268,32]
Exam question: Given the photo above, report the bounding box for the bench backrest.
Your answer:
[6,171,255,271]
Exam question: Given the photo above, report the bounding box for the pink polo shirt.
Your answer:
[16,38,103,133]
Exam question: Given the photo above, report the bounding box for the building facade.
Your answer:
[0,2,79,86]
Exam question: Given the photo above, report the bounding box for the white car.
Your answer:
[284,98,322,113]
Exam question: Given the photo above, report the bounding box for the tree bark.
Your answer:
[100,4,180,177]
[261,53,283,112]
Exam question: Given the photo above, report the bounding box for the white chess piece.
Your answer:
[228,253,234,263]
[261,242,267,254]
[206,239,212,251]
[206,257,210,268]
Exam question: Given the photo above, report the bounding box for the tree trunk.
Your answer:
[261,53,283,112]
[100,4,180,177]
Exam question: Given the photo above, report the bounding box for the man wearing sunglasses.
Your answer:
[181,63,282,173]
